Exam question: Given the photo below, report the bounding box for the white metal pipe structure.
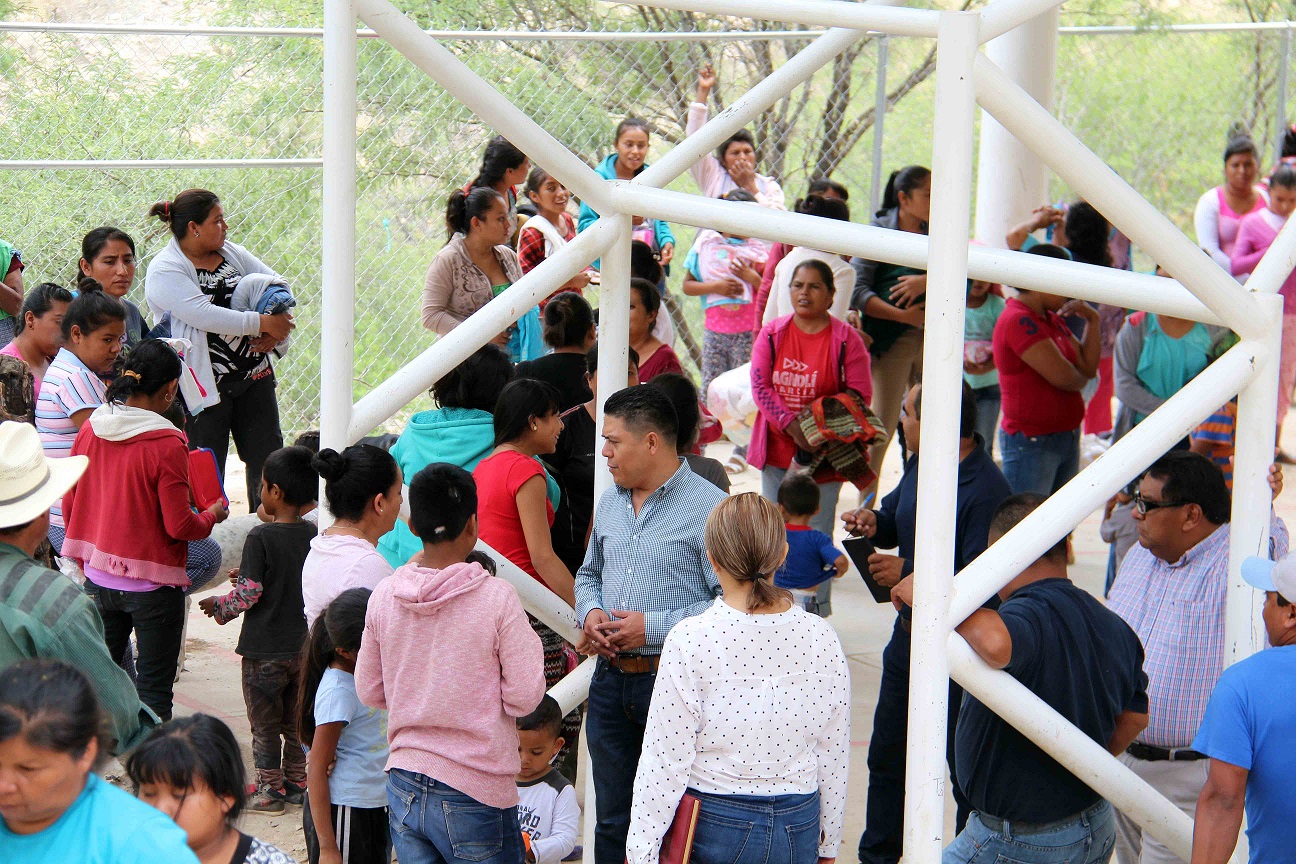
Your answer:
[0,158,324,169]
[611,184,1224,324]
[0,19,833,40]
[354,0,612,216]
[973,4,1058,247]
[978,0,1065,43]
[634,27,866,191]
[870,35,889,217]
[947,638,1195,859]
[548,659,597,716]
[1246,210,1296,298]
[903,12,978,862]
[949,341,1267,624]
[346,219,618,441]
[594,212,634,500]
[607,0,940,37]
[319,0,358,527]
[1227,292,1283,664]
[475,541,583,641]
[974,54,1269,343]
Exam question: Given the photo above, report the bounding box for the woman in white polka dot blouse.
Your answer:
[625,493,851,864]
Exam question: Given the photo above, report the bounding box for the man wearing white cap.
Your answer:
[1188,554,1296,864]
[0,420,157,752]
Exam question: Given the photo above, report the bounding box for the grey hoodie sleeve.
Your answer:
[851,256,880,312]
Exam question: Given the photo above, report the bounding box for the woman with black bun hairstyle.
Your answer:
[62,339,228,721]
[143,189,295,511]
[515,291,597,411]
[0,659,198,861]
[300,444,401,627]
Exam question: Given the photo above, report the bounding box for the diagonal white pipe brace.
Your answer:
[355,0,612,214]
[948,637,1194,860]
[979,0,1066,43]
[475,539,583,643]
[636,27,866,189]
[347,217,618,441]
[610,0,940,37]
[974,54,1267,342]
[949,340,1267,624]
[611,185,1224,323]
[1246,209,1296,296]
[548,658,596,716]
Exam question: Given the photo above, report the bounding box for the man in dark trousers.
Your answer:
[892,493,1149,864]
[843,382,1011,864]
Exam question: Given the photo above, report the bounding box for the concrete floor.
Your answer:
[168,426,1293,862]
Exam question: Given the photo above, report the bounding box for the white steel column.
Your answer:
[1227,293,1281,663]
[594,212,634,500]
[319,0,358,522]
[904,11,979,863]
[973,4,1058,247]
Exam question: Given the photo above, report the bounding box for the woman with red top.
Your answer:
[993,244,1101,496]
[473,377,582,774]
[517,166,591,302]
[750,259,872,542]
[62,339,229,721]
[629,277,684,382]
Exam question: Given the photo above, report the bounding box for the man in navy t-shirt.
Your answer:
[893,493,1149,864]
[1189,554,1296,863]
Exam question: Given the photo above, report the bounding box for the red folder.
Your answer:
[189,448,228,510]
[659,793,701,864]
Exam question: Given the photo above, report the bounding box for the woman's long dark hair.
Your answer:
[104,339,182,404]
[878,165,930,217]
[297,588,371,746]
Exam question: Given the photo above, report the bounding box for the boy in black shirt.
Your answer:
[199,445,318,813]
[891,493,1148,864]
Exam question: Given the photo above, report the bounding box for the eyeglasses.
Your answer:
[1133,492,1189,516]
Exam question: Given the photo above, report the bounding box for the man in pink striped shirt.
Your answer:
[1107,452,1287,864]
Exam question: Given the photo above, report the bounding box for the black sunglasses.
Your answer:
[1133,492,1189,516]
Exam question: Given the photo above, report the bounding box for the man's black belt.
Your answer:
[1126,742,1206,762]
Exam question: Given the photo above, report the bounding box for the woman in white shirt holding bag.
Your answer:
[626,493,851,864]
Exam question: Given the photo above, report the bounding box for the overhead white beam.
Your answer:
[608,0,940,37]
[610,184,1225,324]
[347,217,618,441]
[948,340,1266,624]
[978,0,1066,43]
[356,0,612,214]
[974,53,1268,342]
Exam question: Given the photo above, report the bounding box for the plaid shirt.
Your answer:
[575,460,728,654]
[1107,518,1288,747]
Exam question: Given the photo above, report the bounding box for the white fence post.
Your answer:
[903,11,979,863]
[319,0,357,524]
[594,211,634,500]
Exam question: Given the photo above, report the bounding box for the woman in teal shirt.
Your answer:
[0,658,197,863]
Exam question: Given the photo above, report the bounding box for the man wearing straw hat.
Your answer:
[0,420,158,752]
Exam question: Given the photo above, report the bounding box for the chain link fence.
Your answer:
[1,7,1294,436]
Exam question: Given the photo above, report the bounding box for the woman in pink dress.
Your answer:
[1196,136,1267,277]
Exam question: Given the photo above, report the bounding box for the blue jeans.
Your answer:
[942,801,1115,864]
[587,660,657,864]
[689,790,819,864]
[386,768,524,864]
[970,385,1000,457]
[999,428,1080,496]
[84,582,186,721]
[760,466,842,616]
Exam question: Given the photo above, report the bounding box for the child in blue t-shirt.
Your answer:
[298,588,392,864]
[773,473,847,615]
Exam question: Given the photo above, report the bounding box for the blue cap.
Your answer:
[1241,555,1296,596]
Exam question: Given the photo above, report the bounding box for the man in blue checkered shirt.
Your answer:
[575,386,727,864]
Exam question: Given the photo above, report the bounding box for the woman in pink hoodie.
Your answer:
[62,339,229,720]
[356,462,545,864]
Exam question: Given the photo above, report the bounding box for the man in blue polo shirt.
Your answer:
[1188,554,1296,863]
[893,493,1150,864]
